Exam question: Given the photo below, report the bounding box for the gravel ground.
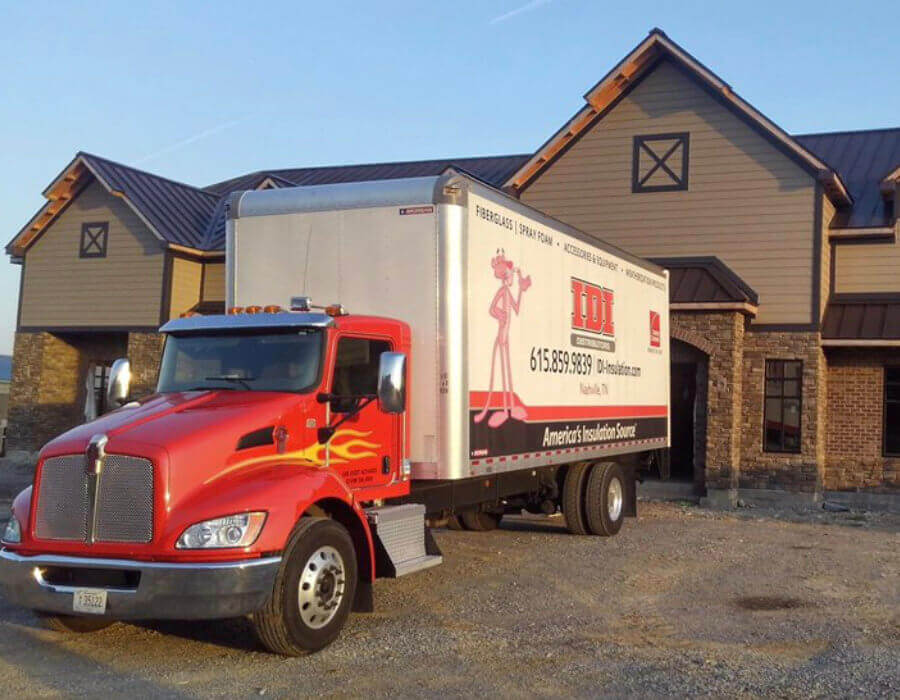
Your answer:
[0,501,896,698]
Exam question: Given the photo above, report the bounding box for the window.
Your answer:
[332,337,391,397]
[632,133,690,193]
[884,368,900,457]
[157,330,323,394]
[93,363,111,413]
[764,360,802,453]
[80,222,109,258]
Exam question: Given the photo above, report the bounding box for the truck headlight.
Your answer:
[176,512,266,549]
[2,517,21,544]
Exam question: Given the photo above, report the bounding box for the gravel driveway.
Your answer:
[0,501,896,698]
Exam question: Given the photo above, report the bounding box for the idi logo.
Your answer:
[571,278,615,337]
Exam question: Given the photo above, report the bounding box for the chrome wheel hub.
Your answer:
[607,477,623,521]
[298,545,345,629]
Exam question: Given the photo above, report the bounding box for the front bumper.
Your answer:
[0,549,281,620]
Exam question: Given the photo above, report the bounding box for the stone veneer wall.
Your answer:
[7,331,130,453]
[670,311,744,491]
[126,332,165,398]
[825,349,900,492]
[739,330,825,492]
[6,332,81,452]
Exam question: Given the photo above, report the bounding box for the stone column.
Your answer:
[127,332,165,398]
[671,312,745,507]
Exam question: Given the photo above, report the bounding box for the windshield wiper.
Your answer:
[204,375,257,390]
[186,385,236,392]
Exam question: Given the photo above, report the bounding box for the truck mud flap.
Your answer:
[366,504,442,578]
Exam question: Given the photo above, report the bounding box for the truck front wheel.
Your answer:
[584,461,626,536]
[253,517,358,656]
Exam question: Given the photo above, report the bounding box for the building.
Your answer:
[4,30,899,503]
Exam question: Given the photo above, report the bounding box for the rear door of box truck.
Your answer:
[464,183,669,474]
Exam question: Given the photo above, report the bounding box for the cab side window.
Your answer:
[332,337,390,397]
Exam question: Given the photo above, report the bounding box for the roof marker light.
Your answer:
[325,304,348,317]
[264,305,283,313]
[245,305,263,314]
[227,306,244,315]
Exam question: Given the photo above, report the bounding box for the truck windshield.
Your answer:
[157,330,323,394]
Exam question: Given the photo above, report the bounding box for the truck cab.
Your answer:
[0,302,437,655]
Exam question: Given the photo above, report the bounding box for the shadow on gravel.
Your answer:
[735,596,812,611]
[130,616,263,652]
[0,614,191,697]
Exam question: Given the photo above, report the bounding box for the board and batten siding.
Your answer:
[521,59,819,325]
[19,179,165,328]
[833,231,900,294]
[169,256,202,319]
[202,262,225,301]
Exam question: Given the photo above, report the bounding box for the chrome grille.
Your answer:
[95,455,154,543]
[34,453,154,544]
[34,456,90,540]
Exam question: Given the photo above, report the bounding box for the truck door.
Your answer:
[327,335,399,491]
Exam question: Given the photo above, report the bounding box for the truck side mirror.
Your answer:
[377,352,406,414]
[106,358,132,411]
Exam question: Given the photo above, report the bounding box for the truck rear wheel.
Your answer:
[584,461,626,536]
[562,463,591,535]
[460,510,501,531]
[252,517,358,656]
[38,613,114,633]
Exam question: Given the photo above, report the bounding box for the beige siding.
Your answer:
[522,60,818,325]
[202,262,225,301]
[20,179,164,327]
[820,194,835,318]
[834,234,900,293]
[169,256,202,319]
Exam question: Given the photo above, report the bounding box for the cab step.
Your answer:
[366,503,442,578]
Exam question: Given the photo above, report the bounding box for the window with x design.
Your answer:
[80,222,109,258]
[632,132,690,193]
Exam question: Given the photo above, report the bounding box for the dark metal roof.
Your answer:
[795,128,900,228]
[203,155,528,195]
[80,153,220,249]
[822,294,900,340]
[650,257,758,305]
[199,154,529,250]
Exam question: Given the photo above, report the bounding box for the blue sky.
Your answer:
[0,0,897,355]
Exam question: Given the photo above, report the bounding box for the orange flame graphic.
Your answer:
[207,429,381,484]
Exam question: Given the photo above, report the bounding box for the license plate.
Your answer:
[72,589,107,615]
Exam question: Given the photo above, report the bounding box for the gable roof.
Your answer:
[504,29,851,208]
[6,152,220,258]
[796,128,900,228]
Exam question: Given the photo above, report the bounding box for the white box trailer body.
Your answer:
[227,171,670,481]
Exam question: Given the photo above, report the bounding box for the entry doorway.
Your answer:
[670,362,697,481]
[646,339,708,494]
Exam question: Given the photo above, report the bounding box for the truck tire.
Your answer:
[252,517,357,656]
[38,613,114,633]
[460,510,502,531]
[562,463,591,535]
[584,461,626,536]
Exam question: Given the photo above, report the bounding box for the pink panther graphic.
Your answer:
[474,249,532,428]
